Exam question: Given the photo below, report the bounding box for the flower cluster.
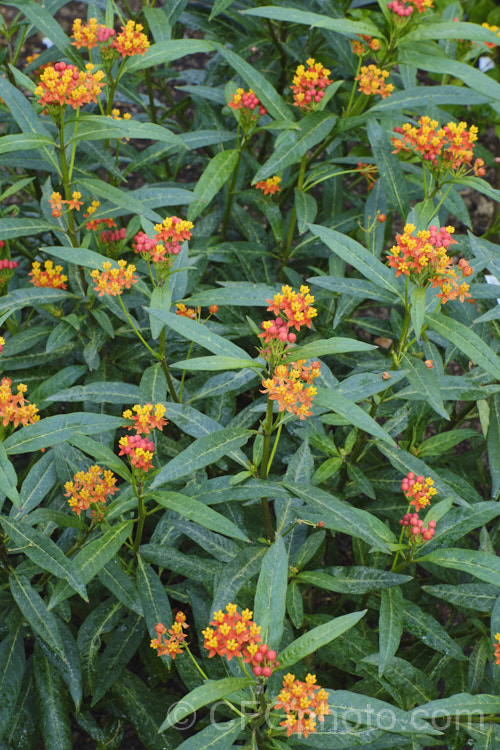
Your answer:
[401,472,437,512]
[351,34,381,55]
[35,62,105,111]
[0,337,4,354]
[494,633,500,665]
[83,200,116,231]
[112,21,150,57]
[118,434,155,471]
[175,303,198,319]
[49,191,84,219]
[400,512,436,541]
[356,162,378,191]
[255,176,281,195]
[274,673,330,739]
[91,259,138,296]
[133,217,193,264]
[150,613,189,659]
[356,65,394,99]
[0,378,39,428]
[259,316,297,346]
[100,227,126,245]
[291,58,332,109]
[29,260,68,289]
[0,258,18,293]
[229,88,267,117]
[261,360,320,420]
[482,23,500,49]
[387,223,474,304]
[266,285,317,332]
[202,604,279,675]
[71,18,116,50]
[65,465,118,520]
[392,117,485,176]
[388,0,433,16]
[122,403,168,435]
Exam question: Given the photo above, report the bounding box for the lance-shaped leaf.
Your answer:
[242,6,379,37]
[149,491,249,541]
[284,482,397,553]
[3,413,125,455]
[123,38,213,72]
[9,572,64,657]
[367,119,409,217]
[403,601,466,661]
[33,643,72,750]
[296,567,411,595]
[278,610,366,671]
[175,718,246,750]
[1,518,87,600]
[150,428,252,487]
[92,612,145,705]
[416,548,500,586]
[401,354,448,420]
[281,337,375,363]
[426,313,500,382]
[314,387,396,446]
[159,677,253,732]
[0,615,24,737]
[379,587,404,677]
[187,149,239,221]
[254,535,288,650]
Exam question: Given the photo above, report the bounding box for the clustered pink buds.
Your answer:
[118,434,155,471]
[100,227,126,244]
[388,0,433,16]
[260,315,297,345]
[0,259,17,271]
[291,58,332,109]
[400,512,436,541]
[133,217,193,264]
[229,88,267,116]
[252,643,280,678]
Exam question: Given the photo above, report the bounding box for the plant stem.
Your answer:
[221,147,243,241]
[58,114,78,248]
[118,294,161,360]
[259,399,275,541]
[159,326,180,403]
[280,153,307,278]
[132,480,145,556]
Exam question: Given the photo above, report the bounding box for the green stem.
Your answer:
[267,417,283,475]
[221,147,243,241]
[58,114,78,248]
[184,646,246,718]
[179,340,194,403]
[281,153,307,278]
[118,294,161,360]
[259,399,275,541]
[132,481,145,556]
[159,326,179,403]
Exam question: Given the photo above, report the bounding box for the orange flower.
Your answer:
[351,35,381,55]
[29,260,68,289]
[401,472,437,512]
[387,223,474,304]
[175,303,197,319]
[392,117,484,175]
[122,403,168,435]
[66,191,84,211]
[494,633,500,664]
[261,360,321,420]
[356,65,394,99]
[0,336,4,353]
[291,58,332,109]
[64,465,118,520]
[209,304,218,315]
[150,613,189,659]
[274,673,331,738]
[91,259,138,296]
[0,378,39,428]
[112,20,149,57]
[255,176,281,195]
[35,62,105,111]
[356,162,378,191]
[265,285,317,331]
[118,434,155,472]
[388,0,433,16]
[482,22,500,49]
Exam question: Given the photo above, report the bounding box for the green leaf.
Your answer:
[8,0,81,64]
[149,491,249,541]
[330,690,439,735]
[136,556,172,641]
[187,149,239,221]
[296,567,411,595]
[0,218,64,242]
[488,393,500,499]
[418,428,481,457]
[367,120,409,217]
[314,387,396,446]
[0,616,24,737]
[211,546,266,615]
[159,678,252,732]
[71,115,186,151]
[77,599,124,694]
[98,559,143,615]
[48,521,133,609]
[40,244,121,271]
[410,693,500,719]
[426,313,500,381]
[278,610,366,671]
[285,481,397,553]
[171,355,260,372]
[212,43,292,121]
[150,428,252,487]
[92,613,145,705]
[175,718,245,750]
[423,503,500,554]
[423,583,498,613]
[241,6,380,37]
[309,223,402,298]
[77,178,162,223]
[15,452,57,517]
[379,586,404,677]
[140,544,217,585]
[401,354,448,420]
[286,582,304,629]
[410,287,426,340]
[47,381,140,404]
[0,133,55,155]
[145,309,251,358]
[370,85,493,113]
[33,642,72,750]
[417,548,500,586]
[254,112,336,183]
[123,38,213,73]
[184,283,278,307]
[399,51,500,104]
[1,518,87,600]
[295,188,318,234]
[3,413,125,455]
[9,572,64,657]
[403,600,465,660]
[0,77,51,136]
[253,536,288,650]
[405,19,500,44]
[149,286,172,340]
[35,618,83,709]
[281,336,375,364]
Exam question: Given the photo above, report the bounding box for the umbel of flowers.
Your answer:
[398,473,438,545]
[356,65,394,99]
[275,673,331,739]
[65,465,118,521]
[387,223,474,304]
[291,58,332,109]
[0,378,39,428]
[118,402,168,473]
[35,62,105,112]
[150,612,189,659]
[133,216,194,279]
